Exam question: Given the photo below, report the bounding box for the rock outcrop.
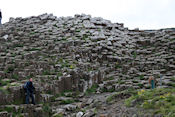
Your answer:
[0,13,174,116]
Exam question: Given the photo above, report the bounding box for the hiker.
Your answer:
[0,9,2,25]
[24,78,36,104]
[148,76,157,89]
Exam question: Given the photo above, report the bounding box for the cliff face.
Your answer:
[0,13,175,116]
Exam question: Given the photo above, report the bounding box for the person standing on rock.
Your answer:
[24,78,36,105]
[0,9,2,25]
[148,76,157,89]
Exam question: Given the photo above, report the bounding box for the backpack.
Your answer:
[23,82,28,89]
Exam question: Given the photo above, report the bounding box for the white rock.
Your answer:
[107,41,112,46]
[3,35,8,40]
[76,112,83,117]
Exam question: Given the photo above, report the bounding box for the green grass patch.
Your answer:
[12,74,19,80]
[82,34,89,40]
[42,103,52,116]
[125,88,175,116]
[69,65,75,69]
[116,79,125,84]
[57,72,63,77]
[62,37,67,41]
[5,66,15,73]
[43,70,51,75]
[52,113,63,117]
[75,29,81,32]
[132,51,137,59]
[115,65,122,69]
[170,38,175,41]
[170,77,175,82]
[85,84,98,95]
[0,79,11,86]
[53,90,74,98]
[100,87,115,93]
[137,83,144,88]
[167,82,175,87]
[3,106,13,112]
[30,32,36,35]
[60,99,75,104]
[0,87,10,94]
[138,75,144,80]
[58,59,70,68]
[13,44,24,48]
[12,99,24,105]
[0,106,23,117]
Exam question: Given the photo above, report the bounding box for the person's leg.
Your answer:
[25,90,30,104]
[30,93,36,105]
[151,80,155,89]
[0,18,1,25]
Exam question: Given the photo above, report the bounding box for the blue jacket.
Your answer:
[26,81,35,93]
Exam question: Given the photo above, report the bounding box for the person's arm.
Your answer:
[31,82,35,90]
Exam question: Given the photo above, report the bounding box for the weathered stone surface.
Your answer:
[76,112,84,117]
[0,111,8,117]
[0,13,174,116]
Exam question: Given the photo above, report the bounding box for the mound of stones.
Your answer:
[0,13,174,116]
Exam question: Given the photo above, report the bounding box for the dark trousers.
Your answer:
[25,90,35,104]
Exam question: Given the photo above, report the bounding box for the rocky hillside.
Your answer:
[0,13,175,117]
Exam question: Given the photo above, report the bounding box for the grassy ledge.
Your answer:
[125,88,175,116]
